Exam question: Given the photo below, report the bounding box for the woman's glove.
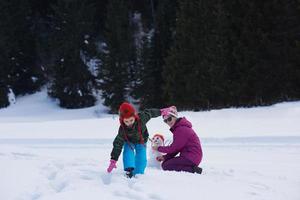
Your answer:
[156,156,165,162]
[107,159,117,173]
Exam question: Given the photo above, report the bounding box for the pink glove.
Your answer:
[160,106,177,118]
[160,108,169,116]
[107,159,117,173]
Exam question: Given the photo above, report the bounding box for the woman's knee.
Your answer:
[161,160,170,170]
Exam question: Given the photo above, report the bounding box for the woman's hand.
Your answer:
[156,156,165,162]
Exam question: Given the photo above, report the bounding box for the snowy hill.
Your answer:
[1,90,300,139]
[0,91,300,200]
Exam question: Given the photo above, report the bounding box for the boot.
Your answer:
[193,166,202,174]
[125,167,134,178]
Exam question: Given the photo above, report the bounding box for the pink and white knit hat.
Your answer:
[161,106,178,119]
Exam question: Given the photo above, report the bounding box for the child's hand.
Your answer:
[107,159,117,173]
[156,156,164,162]
[160,107,171,116]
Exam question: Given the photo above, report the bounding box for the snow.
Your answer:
[86,58,101,77]
[0,90,300,200]
[7,88,16,105]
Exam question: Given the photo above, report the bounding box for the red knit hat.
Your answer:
[119,102,136,119]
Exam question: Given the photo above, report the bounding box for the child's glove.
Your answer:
[160,107,170,116]
[107,159,117,173]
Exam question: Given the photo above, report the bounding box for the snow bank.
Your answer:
[0,90,299,139]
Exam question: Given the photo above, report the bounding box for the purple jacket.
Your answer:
[158,117,203,165]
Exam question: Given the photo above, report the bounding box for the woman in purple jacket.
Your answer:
[153,106,203,174]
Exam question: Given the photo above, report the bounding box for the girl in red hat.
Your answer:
[107,102,161,178]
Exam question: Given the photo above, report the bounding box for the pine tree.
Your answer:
[164,0,237,110]
[132,0,177,109]
[0,37,9,108]
[200,0,231,108]
[225,0,300,106]
[131,32,156,109]
[0,80,9,108]
[269,0,300,101]
[164,0,300,110]
[98,0,136,113]
[0,0,44,97]
[48,0,97,108]
[163,0,212,110]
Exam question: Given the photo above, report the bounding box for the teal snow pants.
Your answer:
[123,142,147,175]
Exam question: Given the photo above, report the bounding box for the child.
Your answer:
[106,102,161,178]
[154,106,203,174]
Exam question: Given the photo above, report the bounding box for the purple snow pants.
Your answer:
[161,156,195,173]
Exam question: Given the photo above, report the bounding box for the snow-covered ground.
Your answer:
[0,91,300,200]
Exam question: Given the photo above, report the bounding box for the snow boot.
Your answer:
[125,167,134,178]
[193,166,202,174]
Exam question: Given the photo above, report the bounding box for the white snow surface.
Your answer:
[0,90,300,200]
